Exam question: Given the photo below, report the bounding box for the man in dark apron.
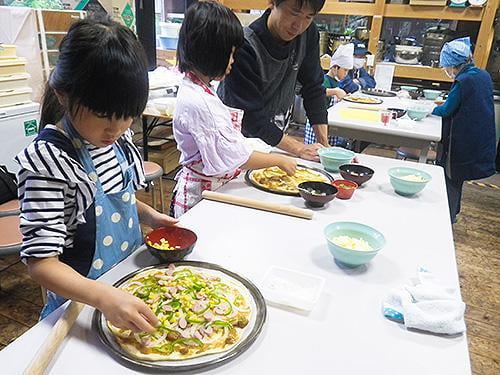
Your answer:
[218,0,328,161]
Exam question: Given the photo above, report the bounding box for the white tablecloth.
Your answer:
[328,96,442,162]
[0,154,470,375]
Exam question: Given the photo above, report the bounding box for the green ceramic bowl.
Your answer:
[423,89,441,100]
[407,106,430,121]
[400,85,419,92]
[324,221,385,267]
[318,147,355,173]
[388,167,432,196]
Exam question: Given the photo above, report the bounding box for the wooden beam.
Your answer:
[393,64,452,82]
[473,0,498,68]
[385,4,483,21]
[368,15,383,55]
[222,0,377,16]
[220,0,269,10]
[368,0,386,54]
[321,2,376,16]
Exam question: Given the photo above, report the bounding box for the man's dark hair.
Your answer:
[275,0,326,14]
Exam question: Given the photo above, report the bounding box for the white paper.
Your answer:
[374,64,395,92]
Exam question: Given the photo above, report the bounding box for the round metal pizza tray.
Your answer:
[362,88,396,97]
[93,261,267,373]
[245,165,334,196]
[343,96,383,105]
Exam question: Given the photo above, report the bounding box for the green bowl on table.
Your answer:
[318,147,355,173]
[388,167,432,196]
[423,89,442,100]
[324,221,385,267]
[407,106,430,121]
[400,86,419,92]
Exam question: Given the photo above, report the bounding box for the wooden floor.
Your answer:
[0,154,498,374]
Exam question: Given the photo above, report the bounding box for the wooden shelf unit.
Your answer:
[221,0,499,82]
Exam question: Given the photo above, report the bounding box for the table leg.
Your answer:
[418,143,430,163]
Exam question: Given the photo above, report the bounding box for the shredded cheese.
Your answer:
[400,174,428,182]
[331,235,373,251]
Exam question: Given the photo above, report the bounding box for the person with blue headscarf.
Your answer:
[432,37,496,223]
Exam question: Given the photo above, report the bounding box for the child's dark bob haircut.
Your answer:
[40,17,149,127]
[177,0,244,79]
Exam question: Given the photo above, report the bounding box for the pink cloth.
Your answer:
[173,76,252,177]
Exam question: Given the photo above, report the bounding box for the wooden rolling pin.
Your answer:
[23,301,84,375]
[202,190,313,220]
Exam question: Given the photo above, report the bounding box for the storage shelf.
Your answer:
[222,1,483,19]
[222,0,498,82]
[320,58,453,83]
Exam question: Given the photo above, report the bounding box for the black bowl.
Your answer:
[145,227,197,263]
[339,164,375,186]
[387,108,407,119]
[298,181,338,208]
[408,91,421,100]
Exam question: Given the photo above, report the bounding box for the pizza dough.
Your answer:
[108,264,252,361]
[250,166,330,194]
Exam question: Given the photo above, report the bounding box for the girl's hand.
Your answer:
[96,283,159,332]
[136,199,178,228]
[148,210,179,229]
[278,155,298,176]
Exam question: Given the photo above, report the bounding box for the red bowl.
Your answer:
[145,227,197,262]
[332,180,358,200]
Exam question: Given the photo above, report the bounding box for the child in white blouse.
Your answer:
[172,1,297,217]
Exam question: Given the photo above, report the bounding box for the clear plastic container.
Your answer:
[260,266,325,312]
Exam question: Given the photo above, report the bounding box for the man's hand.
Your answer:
[298,143,323,162]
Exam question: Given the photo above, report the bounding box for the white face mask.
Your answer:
[353,57,366,70]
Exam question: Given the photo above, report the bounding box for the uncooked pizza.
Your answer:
[107,264,252,361]
[249,166,330,194]
[343,95,383,105]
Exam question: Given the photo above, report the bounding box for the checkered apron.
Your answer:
[304,96,347,146]
[172,72,243,218]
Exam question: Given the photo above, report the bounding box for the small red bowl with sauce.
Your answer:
[332,180,358,200]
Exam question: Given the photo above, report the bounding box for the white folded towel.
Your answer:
[383,267,466,335]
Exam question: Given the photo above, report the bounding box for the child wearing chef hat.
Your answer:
[304,44,353,145]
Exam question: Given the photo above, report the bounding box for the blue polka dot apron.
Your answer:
[40,119,143,319]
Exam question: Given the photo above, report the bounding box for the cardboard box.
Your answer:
[148,141,181,175]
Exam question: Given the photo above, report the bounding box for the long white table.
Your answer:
[0,154,470,375]
[328,96,442,163]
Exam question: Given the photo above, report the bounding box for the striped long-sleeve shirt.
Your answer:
[15,125,146,259]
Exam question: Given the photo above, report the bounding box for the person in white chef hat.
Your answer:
[304,43,352,145]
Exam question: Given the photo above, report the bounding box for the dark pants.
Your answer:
[444,176,464,224]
